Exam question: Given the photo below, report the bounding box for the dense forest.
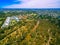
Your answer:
[0,9,60,45]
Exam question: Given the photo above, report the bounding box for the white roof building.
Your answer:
[1,17,11,28]
[1,16,20,28]
[11,16,19,22]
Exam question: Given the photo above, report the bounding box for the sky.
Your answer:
[0,0,60,8]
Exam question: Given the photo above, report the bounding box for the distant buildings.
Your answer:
[1,16,20,28]
[1,15,28,28]
[1,17,11,28]
[11,16,19,22]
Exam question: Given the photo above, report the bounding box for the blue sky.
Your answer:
[0,0,21,8]
[0,0,60,8]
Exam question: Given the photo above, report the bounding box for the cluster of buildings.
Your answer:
[1,16,20,28]
[1,15,28,29]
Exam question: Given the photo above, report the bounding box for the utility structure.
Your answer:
[1,16,20,28]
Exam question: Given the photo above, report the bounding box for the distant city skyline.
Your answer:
[0,0,60,8]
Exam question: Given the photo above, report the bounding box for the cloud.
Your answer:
[4,0,60,8]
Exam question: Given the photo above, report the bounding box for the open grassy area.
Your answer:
[0,9,60,45]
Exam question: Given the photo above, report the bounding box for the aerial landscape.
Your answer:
[0,0,60,45]
[0,8,60,45]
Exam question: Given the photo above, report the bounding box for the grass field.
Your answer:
[0,9,60,45]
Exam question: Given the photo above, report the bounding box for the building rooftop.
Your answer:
[1,16,20,28]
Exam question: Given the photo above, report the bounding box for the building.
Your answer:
[11,16,19,22]
[1,17,11,28]
[1,16,20,28]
